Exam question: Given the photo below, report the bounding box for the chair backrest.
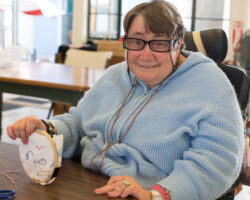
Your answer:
[64,48,113,69]
[184,29,228,63]
[97,40,125,66]
[184,29,250,111]
[220,64,249,111]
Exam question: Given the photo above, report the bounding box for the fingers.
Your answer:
[11,118,28,144]
[6,116,44,144]
[20,118,28,144]
[95,176,151,200]
[26,117,43,136]
[107,175,124,184]
[95,181,125,197]
[6,125,16,140]
[95,176,150,200]
[10,119,22,140]
[94,184,113,194]
[120,185,133,198]
[107,183,125,197]
[121,185,150,200]
[95,176,126,197]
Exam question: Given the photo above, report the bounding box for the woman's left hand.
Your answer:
[94,175,151,200]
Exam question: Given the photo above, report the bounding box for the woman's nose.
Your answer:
[140,43,154,58]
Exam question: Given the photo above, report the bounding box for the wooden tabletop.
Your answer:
[0,61,104,91]
[0,142,134,200]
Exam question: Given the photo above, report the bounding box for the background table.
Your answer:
[0,142,134,200]
[0,61,104,138]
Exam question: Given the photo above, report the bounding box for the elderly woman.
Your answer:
[7,1,244,200]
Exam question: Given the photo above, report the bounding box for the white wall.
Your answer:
[72,0,88,45]
[18,0,64,61]
[18,13,34,49]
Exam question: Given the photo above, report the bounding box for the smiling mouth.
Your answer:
[138,64,158,69]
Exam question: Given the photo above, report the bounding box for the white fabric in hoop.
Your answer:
[192,31,207,56]
[19,129,63,185]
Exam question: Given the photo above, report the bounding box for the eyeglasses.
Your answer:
[123,37,176,52]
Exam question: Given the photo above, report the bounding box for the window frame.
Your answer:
[0,0,18,49]
[86,0,231,41]
[87,0,122,40]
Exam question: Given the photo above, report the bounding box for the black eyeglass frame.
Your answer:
[123,37,178,53]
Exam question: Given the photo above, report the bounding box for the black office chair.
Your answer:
[183,28,250,200]
[184,29,249,113]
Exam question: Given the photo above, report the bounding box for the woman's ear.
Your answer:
[174,37,183,50]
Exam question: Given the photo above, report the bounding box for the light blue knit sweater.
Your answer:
[51,52,244,200]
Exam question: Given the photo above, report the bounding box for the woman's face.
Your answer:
[126,15,181,88]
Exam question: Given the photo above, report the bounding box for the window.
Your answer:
[194,0,231,35]
[167,0,193,31]
[17,0,70,61]
[88,0,121,40]
[0,0,73,62]
[87,0,231,40]
[0,0,17,49]
[61,0,73,45]
[120,0,150,36]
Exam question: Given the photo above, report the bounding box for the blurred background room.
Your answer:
[0,0,249,198]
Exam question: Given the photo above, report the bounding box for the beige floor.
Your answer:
[1,94,250,199]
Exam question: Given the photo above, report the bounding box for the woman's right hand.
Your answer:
[6,116,46,144]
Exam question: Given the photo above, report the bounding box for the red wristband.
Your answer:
[151,184,169,200]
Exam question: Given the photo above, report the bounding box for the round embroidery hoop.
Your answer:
[19,128,59,185]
